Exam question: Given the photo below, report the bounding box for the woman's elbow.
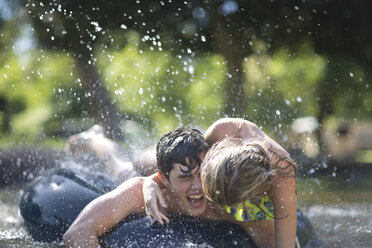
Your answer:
[63,229,75,246]
[63,226,92,247]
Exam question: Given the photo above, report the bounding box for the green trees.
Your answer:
[0,0,371,157]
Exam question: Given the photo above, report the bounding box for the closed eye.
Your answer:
[178,174,191,179]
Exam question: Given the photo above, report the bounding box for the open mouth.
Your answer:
[187,193,204,208]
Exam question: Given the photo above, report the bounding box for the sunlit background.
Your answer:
[0,0,371,247]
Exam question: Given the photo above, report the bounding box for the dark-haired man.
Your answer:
[63,121,276,247]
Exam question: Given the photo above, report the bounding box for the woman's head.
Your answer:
[201,138,276,207]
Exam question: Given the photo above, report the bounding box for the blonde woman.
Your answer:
[144,118,297,248]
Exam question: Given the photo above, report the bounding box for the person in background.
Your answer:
[65,124,158,182]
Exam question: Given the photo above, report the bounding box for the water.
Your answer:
[297,171,372,248]
[0,185,63,248]
[0,171,371,247]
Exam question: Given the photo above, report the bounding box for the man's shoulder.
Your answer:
[117,176,145,188]
[107,177,148,214]
[112,176,147,200]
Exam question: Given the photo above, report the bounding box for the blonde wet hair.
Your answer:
[201,137,296,207]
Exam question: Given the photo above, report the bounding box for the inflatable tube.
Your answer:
[20,169,321,247]
[20,169,256,247]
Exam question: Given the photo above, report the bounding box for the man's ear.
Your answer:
[157,171,170,187]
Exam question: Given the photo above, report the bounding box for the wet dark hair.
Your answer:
[156,127,209,180]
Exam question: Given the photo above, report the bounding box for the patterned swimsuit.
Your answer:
[224,195,274,221]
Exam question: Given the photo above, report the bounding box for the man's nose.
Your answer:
[191,175,202,190]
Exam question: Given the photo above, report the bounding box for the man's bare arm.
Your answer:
[63,177,146,248]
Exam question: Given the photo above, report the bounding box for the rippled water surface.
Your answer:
[1,169,371,248]
[297,170,372,248]
[0,185,62,248]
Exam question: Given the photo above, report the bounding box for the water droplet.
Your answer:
[188,66,194,74]
[219,0,239,15]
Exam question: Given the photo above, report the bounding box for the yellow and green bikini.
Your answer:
[224,195,274,221]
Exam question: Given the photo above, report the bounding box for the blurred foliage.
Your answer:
[98,31,226,134]
[243,40,327,129]
[0,49,91,146]
[0,0,371,153]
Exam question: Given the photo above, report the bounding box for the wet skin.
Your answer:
[166,162,208,217]
[163,153,215,217]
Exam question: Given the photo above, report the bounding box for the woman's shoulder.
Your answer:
[268,147,296,175]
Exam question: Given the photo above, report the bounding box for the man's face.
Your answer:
[167,157,208,217]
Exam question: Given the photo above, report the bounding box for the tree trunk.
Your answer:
[209,8,247,117]
[315,96,333,160]
[75,54,123,140]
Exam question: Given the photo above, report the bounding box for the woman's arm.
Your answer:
[204,118,249,145]
[271,175,297,248]
[239,220,275,248]
[63,177,147,248]
[142,173,170,224]
[205,118,289,157]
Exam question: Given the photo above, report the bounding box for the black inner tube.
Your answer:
[20,168,321,247]
[20,169,257,247]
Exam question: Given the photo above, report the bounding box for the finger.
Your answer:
[146,205,157,222]
[153,210,164,225]
[156,189,167,208]
[159,212,170,224]
[145,196,158,213]
[148,216,154,224]
[146,209,154,222]
[145,208,152,218]
[151,204,165,225]
[149,198,165,225]
[151,195,168,224]
[149,197,160,215]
